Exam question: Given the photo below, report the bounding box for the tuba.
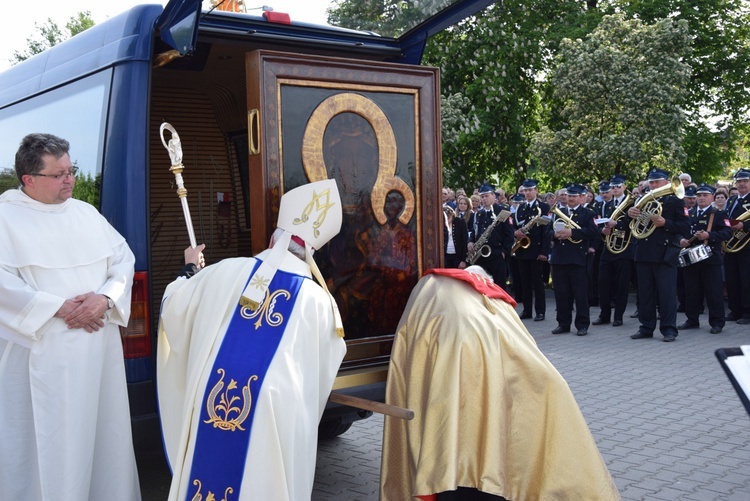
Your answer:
[629,176,684,239]
[550,206,582,244]
[604,191,634,254]
[722,207,750,253]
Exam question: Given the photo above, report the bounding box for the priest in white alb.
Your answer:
[158,178,347,500]
[0,133,140,500]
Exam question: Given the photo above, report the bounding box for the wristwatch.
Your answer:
[104,295,114,310]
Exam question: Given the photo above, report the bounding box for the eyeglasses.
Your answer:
[32,167,79,180]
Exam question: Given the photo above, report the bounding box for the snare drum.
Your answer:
[677,245,712,268]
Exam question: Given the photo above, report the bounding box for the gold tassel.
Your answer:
[483,295,496,314]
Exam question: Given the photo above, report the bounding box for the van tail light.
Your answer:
[120,271,151,359]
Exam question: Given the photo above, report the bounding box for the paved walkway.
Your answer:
[313,295,750,500]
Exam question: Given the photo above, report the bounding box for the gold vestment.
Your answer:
[381,271,620,501]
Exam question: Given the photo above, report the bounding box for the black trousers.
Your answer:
[683,262,725,328]
[636,262,678,337]
[552,263,589,330]
[598,258,632,322]
[509,256,523,301]
[517,258,546,315]
[676,267,686,309]
[477,254,507,291]
[588,251,600,306]
[724,249,750,320]
[444,253,462,268]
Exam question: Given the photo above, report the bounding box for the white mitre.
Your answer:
[240,178,344,336]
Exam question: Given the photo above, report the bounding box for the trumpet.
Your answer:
[722,207,750,253]
[629,176,684,239]
[550,206,582,244]
[604,191,634,254]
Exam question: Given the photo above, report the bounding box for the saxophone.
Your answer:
[511,206,544,255]
[467,208,511,265]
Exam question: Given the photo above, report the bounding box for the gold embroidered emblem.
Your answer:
[241,288,292,330]
[204,369,257,432]
[190,480,234,501]
[294,187,334,238]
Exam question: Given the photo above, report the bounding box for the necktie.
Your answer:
[614,198,619,207]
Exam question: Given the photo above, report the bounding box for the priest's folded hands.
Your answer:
[59,292,110,332]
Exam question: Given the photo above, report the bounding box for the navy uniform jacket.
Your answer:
[682,206,731,266]
[590,199,607,253]
[549,205,599,267]
[600,197,635,261]
[725,194,750,233]
[513,200,551,260]
[473,204,513,257]
[632,195,689,265]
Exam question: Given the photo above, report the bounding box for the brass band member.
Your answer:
[594,175,634,327]
[469,183,514,290]
[513,179,550,321]
[627,168,689,342]
[589,181,612,309]
[550,184,600,336]
[677,185,698,312]
[677,184,731,334]
[724,168,750,324]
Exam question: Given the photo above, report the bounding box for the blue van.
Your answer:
[0,0,495,450]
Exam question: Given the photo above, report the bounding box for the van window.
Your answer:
[0,70,112,208]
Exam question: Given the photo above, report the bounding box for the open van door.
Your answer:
[156,0,498,63]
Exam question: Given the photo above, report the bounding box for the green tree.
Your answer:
[529,14,692,186]
[616,0,750,181]
[12,11,95,63]
[72,171,101,208]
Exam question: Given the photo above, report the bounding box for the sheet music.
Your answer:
[725,345,750,400]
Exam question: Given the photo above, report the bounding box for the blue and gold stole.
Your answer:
[186,262,306,501]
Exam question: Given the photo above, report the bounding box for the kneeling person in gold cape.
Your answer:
[380,266,620,501]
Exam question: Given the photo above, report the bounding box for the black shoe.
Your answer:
[519,312,532,319]
[678,321,699,330]
[534,314,545,321]
[663,335,677,342]
[738,318,750,325]
[592,317,610,325]
[630,331,653,339]
[726,313,739,321]
[710,326,723,334]
[551,326,570,335]
[630,310,639,318]
[576,328,588,336]
[612,320,623,327]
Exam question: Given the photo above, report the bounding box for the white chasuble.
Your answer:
[158,250,346,501]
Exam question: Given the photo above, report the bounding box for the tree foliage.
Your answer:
[325,1,749,189]
[616,0,750,180]
[530,14,692,185]
[12,11,95,64]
